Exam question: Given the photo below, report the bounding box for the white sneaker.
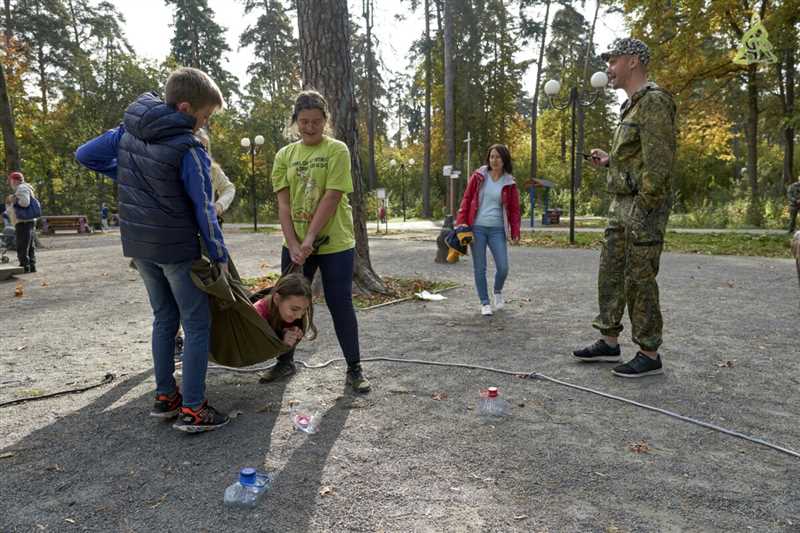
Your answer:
[493,293,505,310]
[481,304,493,316]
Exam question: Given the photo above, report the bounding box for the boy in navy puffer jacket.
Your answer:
[76,67,231,433]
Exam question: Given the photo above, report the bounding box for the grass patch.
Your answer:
[241,274,458,309]
[519,231,793,258]
[236,227,280,234]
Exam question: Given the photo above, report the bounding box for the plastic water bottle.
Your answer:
[478,387,511,417]
[224,468,272,508]
[290,406,321,434]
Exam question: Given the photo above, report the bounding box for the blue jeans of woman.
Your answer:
[134,258,210,409]
[471,225,509,305]
[280,247,360,366]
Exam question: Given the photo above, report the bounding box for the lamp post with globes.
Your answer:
[543,71,608,244]
[389,158,416,222]
[241,135,265,232]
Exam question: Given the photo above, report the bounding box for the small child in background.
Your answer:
[254,273,316,375]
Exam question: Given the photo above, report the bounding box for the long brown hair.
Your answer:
[267,273,317,341]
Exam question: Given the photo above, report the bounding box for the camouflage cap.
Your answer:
[601,38,650,65]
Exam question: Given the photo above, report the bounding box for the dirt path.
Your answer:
[1,231,798,532]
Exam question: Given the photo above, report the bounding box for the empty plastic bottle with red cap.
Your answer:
[478,387,511,417]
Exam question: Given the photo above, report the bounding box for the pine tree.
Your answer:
[165,0,237,99]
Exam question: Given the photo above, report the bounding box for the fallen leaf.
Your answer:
[40,281,48,287]
[14,283,23,297]
[628,440,650,454]
[717,360,736,368]
[0,452,16,459]
[319,485,335,496]
[726,280,735,288]
[287,399,301,407]
[431,391,448,401]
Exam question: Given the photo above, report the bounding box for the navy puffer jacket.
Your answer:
[117,93,203,263]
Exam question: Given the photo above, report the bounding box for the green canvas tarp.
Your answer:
[190,258,289,368]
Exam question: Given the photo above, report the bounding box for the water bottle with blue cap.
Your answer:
[224,467,273,508]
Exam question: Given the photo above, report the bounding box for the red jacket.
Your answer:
[456,167,521,240]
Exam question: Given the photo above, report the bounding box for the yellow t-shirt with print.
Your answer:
[271,136,355,255]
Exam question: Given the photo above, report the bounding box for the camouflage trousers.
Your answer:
[592,194,670,351]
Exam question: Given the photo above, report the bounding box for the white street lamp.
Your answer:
[241,135,264,232]
[543,71,607,244]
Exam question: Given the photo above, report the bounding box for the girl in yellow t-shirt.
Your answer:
[259,90,370,393]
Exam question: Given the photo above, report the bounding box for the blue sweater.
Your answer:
[75,93,228,264]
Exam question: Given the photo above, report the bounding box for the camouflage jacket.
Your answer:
[787,181,800,205]
[607,82,677,212]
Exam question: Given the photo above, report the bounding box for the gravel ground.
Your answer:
[1,230,798,532]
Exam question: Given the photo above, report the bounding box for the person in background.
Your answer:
[100,203,110,231]
[6,171,40,273]
[455,144,521,316]
[195,128,236,226]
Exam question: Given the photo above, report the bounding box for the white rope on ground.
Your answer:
[205,356,800,460]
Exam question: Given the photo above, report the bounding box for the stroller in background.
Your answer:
[1,225,15,264]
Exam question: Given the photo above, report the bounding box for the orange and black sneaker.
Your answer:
[172,401,230,433]
[150,389,182,419]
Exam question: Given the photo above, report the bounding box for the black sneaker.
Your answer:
[573,339,622,362]
[258,361,296,383]
[28,264,36,273]
[346,364,371,393]
[150,389,182,418]
[172,401,230,433]
[612,352,663,378]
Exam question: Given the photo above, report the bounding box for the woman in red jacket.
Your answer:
[456,144,521,316]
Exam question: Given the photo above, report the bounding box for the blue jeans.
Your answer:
[281,247,361,366]
[471,225,509,305]
[134,258,210,408]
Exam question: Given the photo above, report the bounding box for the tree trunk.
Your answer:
[745,64,761,226]
[575,0,600,189]
[362,0,377,190]
[297,0,388,294]
[443,0,455,169]
[422,0,432,217]
[530,0,551,181]
[778,35,796,186]
[0,58,19,172]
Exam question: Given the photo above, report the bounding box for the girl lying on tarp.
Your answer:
[253,273,317,374]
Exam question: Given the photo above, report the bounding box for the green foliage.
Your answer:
[165,0,238,99]
[520,230,793,258]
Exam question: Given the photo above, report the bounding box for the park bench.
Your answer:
[0,265,24,281]
[39,215,92,235]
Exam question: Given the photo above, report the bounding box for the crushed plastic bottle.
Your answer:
[224,467,272,508]
[290,406,321,434]
[478,387,511,417]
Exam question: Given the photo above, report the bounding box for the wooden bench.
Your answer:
[0,265,24,281]
[39,215,92,234]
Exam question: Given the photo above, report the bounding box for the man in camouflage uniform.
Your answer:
[573,38,677,378]
[787,180,800,233]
